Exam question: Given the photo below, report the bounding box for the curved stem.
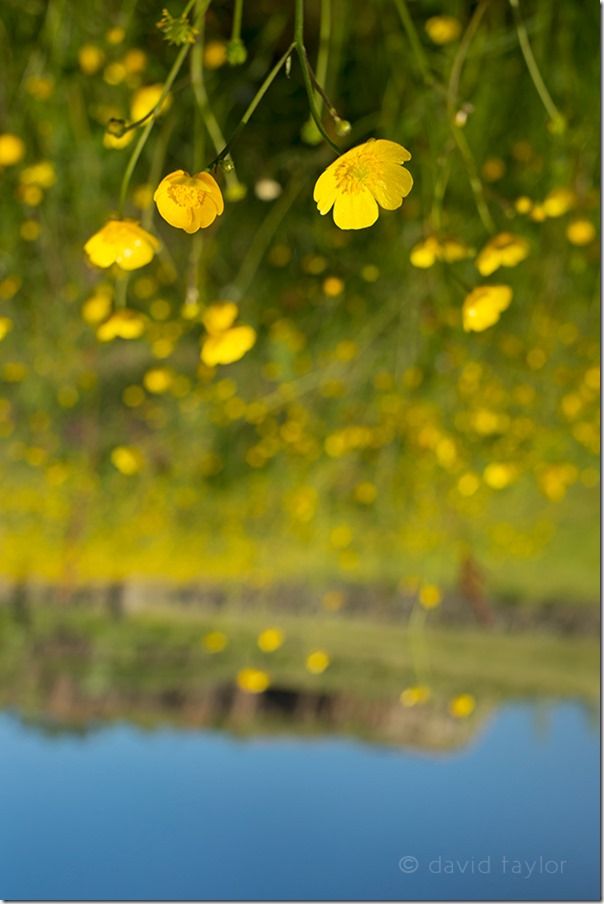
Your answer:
[294,0,339,153]
[509,0,563,126]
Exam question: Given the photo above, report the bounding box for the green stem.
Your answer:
[391,0,434,87]
[294,0,339,153]
[509,0,563,126]
[315,0,331,116]
[118,40,192,215]
[205,41,296,168]
[231,0,244,42]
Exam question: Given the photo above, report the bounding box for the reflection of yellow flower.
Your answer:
[400,685,431,707]
[237,668,270,694]
[305,650,330,674]
[257,628,284,653]
[84,219,159,270]
[449,693,476,718]
[424,16,461,45]
[154,169,224,233]
[463,285,512,333]
[475,233,529,276]
[97,310,146,341]
[0,133,25,166]
[200,302,256,367]
[314,139,413,230]
[201,630,228,653]
[111,445,144,475]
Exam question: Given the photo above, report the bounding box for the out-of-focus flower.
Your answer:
[424,16,462,44]
[111,445,144,475]
[24,75,54,100]
[84,219,159,270]
[201,302,256,367]
[463,285,512,332]
[0,317,13,341]
[131,84,171,122]
[305,650,330,674]
[314,139,413,230]
[410,235,473,268]
[82,289,113,324]
[482,157,506,182]
[143,367,172,393]
[566,219,596,246]
[201,630,228,653]
[237,668,270,694]
[483,462,516,489]
[78,44,105,75]
[400,685,431,706]
[0,134,25,166]
[475,232,529,276]
[106,26,125,45]
[257,628,284,652]
[254,178,282,201]
[542,187,575,218]
[122,48,147,74]
[154,169,224,232]
[20,161,56,189]
[204,40,227,69]
[419,584,442,609]
[449,693,476,718]
[97,309,146,341]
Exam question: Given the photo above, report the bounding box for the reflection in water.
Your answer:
[0,704,598,901]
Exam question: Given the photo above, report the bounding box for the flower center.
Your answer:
[167,179,209,209]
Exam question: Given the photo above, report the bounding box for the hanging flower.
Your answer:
[313,139,413,230]
[154,169,224,233]
[84,219,159,270]
[200,301,256,366]
[463,285,512,332]
[475,232,529,276]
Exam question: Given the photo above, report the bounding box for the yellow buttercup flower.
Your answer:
[84,219,159,270]
[305,650,330,674]
[257,627,284,653]
[0,133,25,166]
[78,44,105,75]
[96,310,146,341]
[111,445,144,475]
[236,668,270,694]
[566,219,596,246]
[314,139,413,230]
[20,161,56,188]
[154,169,224,233]
[475,232,529,276]
[449,693,476,718]
[130,84,171,122]
[201,302,256,367]
[542,187,575,218]
[410,235,473,268]
[463,285,512,333]
[425,16,462,45]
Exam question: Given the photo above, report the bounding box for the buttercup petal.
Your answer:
[333,187,379,230]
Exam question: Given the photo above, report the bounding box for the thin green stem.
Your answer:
[118,40,191,215]
[509,0,563,127]
[205,42,296,168]
[315,0,331,116]
[231,0,244,42]
[294,0,339,153]
[391,0,434,87]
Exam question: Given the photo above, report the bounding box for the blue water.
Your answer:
[0,703,599,900]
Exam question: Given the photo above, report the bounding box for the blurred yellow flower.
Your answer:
[84,219,159,270]
[410,235,473,268]
[131,84,171,122]
[482,157,506,182]
[257,627,284,653]
[122,48,147,74]
[82,290,112,324]
[483,462,516,489]
[237,668,270,694]
[154,169,224,233]
[475,233,529,276]
[143,367,172,394]
[201,302,256,367]
[566,219,596,246]
[419,583,442,609]
[24,75,54,100]
[96,309,146,341]
[449,693,476,718]
[0,133,25,166]
[0,317,13,341]
[111,445,144,475]
[314,139,413,230]
[78,44,105,75]
[104,130,134,150]
[204,40,227,69]
[20,161,56,188]
[542,187,575,218]
[463,285,512,332]
[305,650,330,674]
[400,685,431,706]
[424,16,461,45]
[201,630,228,653]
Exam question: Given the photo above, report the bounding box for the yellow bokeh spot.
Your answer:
[257,628,284,653]
[78,44,105,75]
[82,290,112,324]
[111,445,144,475]
[323,275,344,297]
[457,472,480,497]
[20,220,40,241]
[305,650,330,674]
[400,685,431,707]
[0,317,13,341]
[204,40,228,69]
[542,187,575,218]
[424,16,462,44]
[566,219,596,246]
[354,481,377,504]
[419,583,442,609]
[131,84,171,122]
[449,693,476,718]
[482,157,506,182]
[236,668,270,694]
[97,309,146,341]
[201,630,228,653]
[463,285,512,333]
[0,133,25,166]
[483,462,516,490]
[475,232,529,276]
[143,368,173,394]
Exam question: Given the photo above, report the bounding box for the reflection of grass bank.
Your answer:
[0,604,598,715]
